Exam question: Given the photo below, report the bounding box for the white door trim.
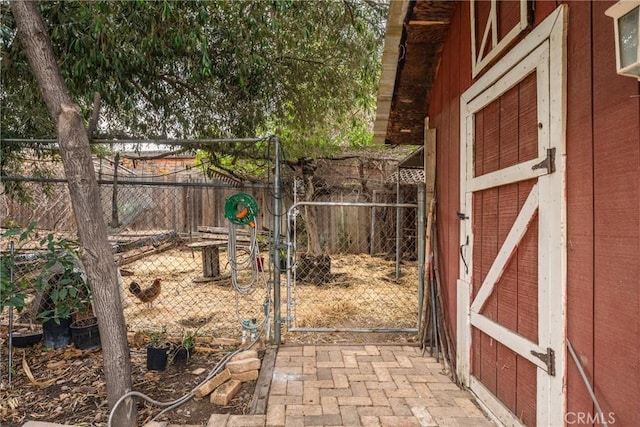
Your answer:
[457,5,567,427]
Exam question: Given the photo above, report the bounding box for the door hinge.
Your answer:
[531,347,555,376]
[531,147,556,174]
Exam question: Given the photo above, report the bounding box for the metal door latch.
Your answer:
[531,347,555,376]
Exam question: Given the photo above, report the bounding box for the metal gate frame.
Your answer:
[283,194,424,334]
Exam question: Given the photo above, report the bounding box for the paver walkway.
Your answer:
[207,344,495,427]
[24,344,494,427]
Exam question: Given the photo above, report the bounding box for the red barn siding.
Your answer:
[431,0,470,360]
[426,0,639,424]
[590,2,640,425]
[565,0,596,420]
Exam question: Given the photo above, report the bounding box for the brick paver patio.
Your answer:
[23,345,495,427]
[206,344,494,427]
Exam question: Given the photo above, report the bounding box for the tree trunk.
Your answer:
[304,176,322,256]
[10,2,137,425]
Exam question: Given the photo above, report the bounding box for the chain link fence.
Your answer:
[2,145,424,344]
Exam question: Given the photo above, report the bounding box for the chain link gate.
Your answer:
[283,189,424,337]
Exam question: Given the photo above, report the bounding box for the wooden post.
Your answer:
[202,245,220,278]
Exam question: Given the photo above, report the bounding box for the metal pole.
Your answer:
[0,137,267,145]
[0,175,269,189]
[567,340,608,427]
[417,186,425,331]
[395,169,402,280]
[8,241,15,387]
[272,136,282,345]
[370,191,377,256]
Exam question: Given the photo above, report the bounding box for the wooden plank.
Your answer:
[250,347,277,415]
[186,241,228,248]
[515,180,538,427]
[515,355,538,426]
[467,157,548,193]
[470,312,546,371]
[496,115,519,410]
[113,231,178,253]
[445,10,462,370]
[471,110,485,382]
[479,100,499,391]
[197,226,251,236]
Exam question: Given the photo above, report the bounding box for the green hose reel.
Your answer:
[225,193,259,227]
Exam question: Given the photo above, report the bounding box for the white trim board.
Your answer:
[470,0,529,78]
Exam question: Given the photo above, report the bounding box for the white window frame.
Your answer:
[471,0,529,77]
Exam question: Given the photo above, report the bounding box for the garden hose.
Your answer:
[224,193,259,228]
[225,193,272,340]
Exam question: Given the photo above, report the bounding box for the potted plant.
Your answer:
[146,326,170,371]
[171,328,198,365]
[34,233,92,349]
[69,315,100,350]
[1,223,42,347]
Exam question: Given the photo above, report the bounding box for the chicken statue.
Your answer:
[129,278,162,308]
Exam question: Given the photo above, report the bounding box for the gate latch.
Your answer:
[531,347,555,376]
[531,147,556,174]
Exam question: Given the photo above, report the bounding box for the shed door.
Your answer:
[457,7,566,427]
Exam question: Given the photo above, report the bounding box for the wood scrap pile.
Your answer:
[111,231,180,265]
[195,226,269,249]
[193,349,262,406]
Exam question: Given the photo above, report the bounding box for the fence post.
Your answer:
[395,169,402,279]
[417,186,425,331]
[273,136,282,345]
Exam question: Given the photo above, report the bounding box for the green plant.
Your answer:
[147,326,168,349]
[169,328,198,363]
[0,223,35,314]
[34,233,92,325]
[181,328,198,350]
[2,222,92,324]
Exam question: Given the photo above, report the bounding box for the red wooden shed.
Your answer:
[375,1,640,426]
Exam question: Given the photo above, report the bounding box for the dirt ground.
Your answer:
[1,250,420,426]
[0,333,258,426]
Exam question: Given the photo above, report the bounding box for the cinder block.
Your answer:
[231,369,259,382]
[206,414,230,427]
[230,349,259,362]
[227,357,261,373]
[211,379,243,406]
[191,367,207,375]
[193,369,231,398]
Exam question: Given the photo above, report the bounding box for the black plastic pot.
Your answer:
[70,317,101,350]
[9,331,43,348]
[146,346,169,371]
[171,346,193,366]
[42,317,72,349]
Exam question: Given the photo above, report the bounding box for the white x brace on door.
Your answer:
[457,6,567,427]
